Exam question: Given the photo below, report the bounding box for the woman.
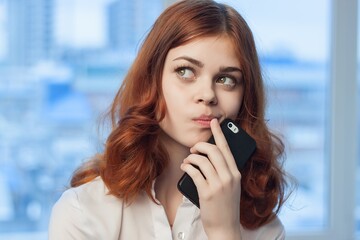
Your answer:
[49,0,290,239]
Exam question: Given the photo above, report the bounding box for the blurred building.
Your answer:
[7,0,54,66]
[107,0,162,52]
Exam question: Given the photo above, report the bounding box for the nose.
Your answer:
[194,82,218,105]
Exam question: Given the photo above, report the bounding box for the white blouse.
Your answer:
[49,176,285,240]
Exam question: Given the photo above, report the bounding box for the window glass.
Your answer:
[357,76,360,237]
[357,2,360,233]
[358,88,360,238]
[0,0,334,238]
[218,0,330,232]
[0,0,163,239]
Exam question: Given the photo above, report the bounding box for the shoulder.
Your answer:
[54,176,121,211]
[49,177,123,240]
[69,176,118,203]
[241,216,285,240]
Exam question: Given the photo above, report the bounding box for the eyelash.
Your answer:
[217,73,242,87]
[174,65,196,80]
[173,65,241,89]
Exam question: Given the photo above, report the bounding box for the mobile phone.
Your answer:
[177,118,256,208]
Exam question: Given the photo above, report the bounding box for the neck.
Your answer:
[157,131,190,189]
[156,159,185,193]
[154,132,190,225]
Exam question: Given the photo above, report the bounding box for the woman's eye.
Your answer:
[176,67,195,80]
[216,76,236,88]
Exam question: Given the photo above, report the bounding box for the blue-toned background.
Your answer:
[0,0,358,239]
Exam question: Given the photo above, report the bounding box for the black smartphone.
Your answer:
[177,118,256,208]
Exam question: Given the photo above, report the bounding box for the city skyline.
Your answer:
[0,0,330,65]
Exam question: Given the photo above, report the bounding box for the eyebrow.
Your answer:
[173,56,204,67]
[173,55,242,73]
[219,66,242,74]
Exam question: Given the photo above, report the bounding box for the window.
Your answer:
[0,0,358,239]
[357,0,360,237]
[0,0,164,239]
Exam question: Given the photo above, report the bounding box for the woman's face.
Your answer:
[159,35,244,149]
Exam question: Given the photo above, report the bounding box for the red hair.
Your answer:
[71,0,290,229]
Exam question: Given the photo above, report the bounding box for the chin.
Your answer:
[186,136,211,147]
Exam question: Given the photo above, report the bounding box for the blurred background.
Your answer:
[0,0,358,239]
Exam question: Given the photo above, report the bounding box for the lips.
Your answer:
[193,115,220,127]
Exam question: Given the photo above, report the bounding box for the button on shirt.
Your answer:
[49,176,285,240]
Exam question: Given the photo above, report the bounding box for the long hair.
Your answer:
[71,0,290,229]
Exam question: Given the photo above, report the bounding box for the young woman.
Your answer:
[49,0,290,239]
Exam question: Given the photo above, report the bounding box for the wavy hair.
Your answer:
[71,0,290,229]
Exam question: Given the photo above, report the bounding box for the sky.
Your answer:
[222,0,330,61]
[52,0,331,61]
[0,0,333,62]
[54,0,113,48]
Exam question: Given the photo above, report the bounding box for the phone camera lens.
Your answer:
[227,121,239,133]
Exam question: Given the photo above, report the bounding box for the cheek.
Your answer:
[162,76,189,110]
[228,101,242,118]
[220,91,244,118]
[162,83,179,110]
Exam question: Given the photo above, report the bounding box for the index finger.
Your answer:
[210,118,239,172]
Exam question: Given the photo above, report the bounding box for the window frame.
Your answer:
[283,0,359,238]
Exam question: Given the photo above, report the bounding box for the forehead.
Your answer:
[166,35,240,66]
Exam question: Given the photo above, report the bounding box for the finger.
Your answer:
[210,118,240,176]
[190,142,236,188]
[190,141,229,172]
[180,160,208,190]
[183,154,219,185]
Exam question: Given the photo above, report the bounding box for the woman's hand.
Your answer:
[180,118,242,240]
